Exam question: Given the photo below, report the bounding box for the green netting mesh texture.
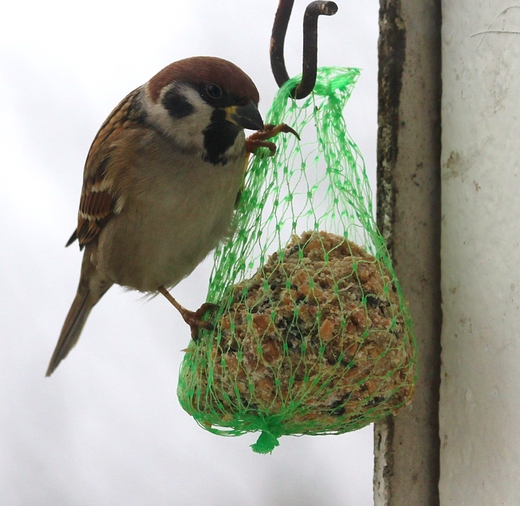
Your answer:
[177,67,416,454]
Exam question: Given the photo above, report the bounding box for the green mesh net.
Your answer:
[177,67,416,454]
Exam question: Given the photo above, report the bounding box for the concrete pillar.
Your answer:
[374,0,442,504]
[440,2,520,504]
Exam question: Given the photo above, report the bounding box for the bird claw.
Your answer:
[182,302,219,340]
[246,123,300,156]
[157,286,218,341]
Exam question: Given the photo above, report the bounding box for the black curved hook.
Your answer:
[270,0,338,99]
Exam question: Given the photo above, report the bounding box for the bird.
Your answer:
[47,56,297,376]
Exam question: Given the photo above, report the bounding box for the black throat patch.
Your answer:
[203,109,241,166]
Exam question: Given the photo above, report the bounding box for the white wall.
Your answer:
[441,2,520,504]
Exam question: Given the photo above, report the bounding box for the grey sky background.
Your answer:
[0,1,379,504]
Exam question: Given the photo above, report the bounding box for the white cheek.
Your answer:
[143,86,212,152]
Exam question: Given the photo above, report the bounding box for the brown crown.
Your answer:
[147,56,259,105]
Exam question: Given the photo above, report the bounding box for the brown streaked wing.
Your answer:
[76,175,115,247]
[71,87,144,248]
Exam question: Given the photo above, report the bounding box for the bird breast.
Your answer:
[95,129,246,292]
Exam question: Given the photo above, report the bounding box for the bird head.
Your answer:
[142,56,264,165]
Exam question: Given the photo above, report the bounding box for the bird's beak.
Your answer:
[225,100,264,131]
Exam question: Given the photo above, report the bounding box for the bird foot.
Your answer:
[182,303,218,340]
[157,286,218,340]
[246,123,300,156]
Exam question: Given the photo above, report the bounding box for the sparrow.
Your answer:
[47,56,297,376]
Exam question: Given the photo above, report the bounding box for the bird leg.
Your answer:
[246,123,300,156]
[158,286,216,340]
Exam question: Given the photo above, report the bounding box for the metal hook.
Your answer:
[270,0,338,99]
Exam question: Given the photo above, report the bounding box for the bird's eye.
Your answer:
[205,84,222,99]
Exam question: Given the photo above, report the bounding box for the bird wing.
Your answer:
[67,87,143,250]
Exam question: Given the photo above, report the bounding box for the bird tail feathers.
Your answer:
[46,288,95,377]
[46,253,112,377]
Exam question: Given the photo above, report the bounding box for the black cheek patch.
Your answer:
[203,109,241,165]
[162,88,195,119]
